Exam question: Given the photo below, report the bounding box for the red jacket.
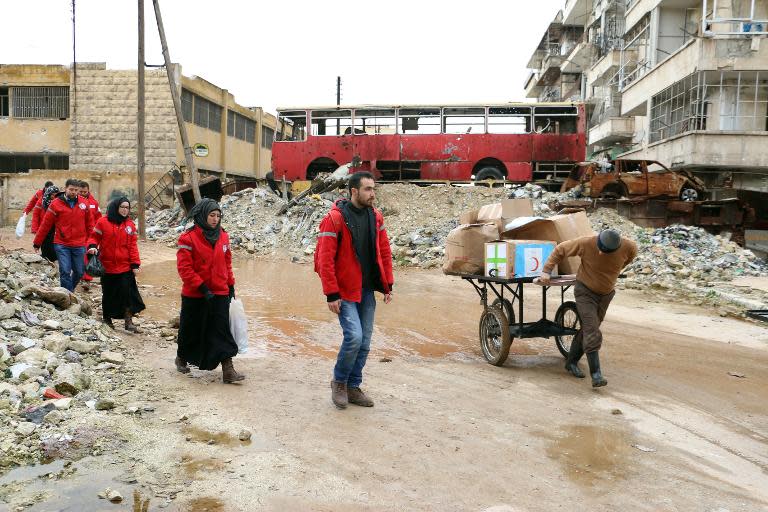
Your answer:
[23,190,44,233]
[82,194,102,222]
[33,195,94,249]
[88,217,141,274]
[176,226,235,298]
[315,200,394,303]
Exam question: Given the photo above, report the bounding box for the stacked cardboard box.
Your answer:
[442,198,594,277]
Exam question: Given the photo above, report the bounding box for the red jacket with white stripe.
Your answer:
[176,226,235,298]
[33,195,94,249]
[82,194,102,222]
[87,217,141,274]
[23,190,44,233]
[315,200,394,303]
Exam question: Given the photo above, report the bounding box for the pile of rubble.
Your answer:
[0,251,151,469]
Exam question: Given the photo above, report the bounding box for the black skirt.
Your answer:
[177,295,237,371]
[101,271,146,319]
[41,228,57,262]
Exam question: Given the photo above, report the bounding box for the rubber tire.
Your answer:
[479,306,511,366]
[679,186,698,201]
[554,301,581,358]
[475,167,504,182]
[491,298,515,328]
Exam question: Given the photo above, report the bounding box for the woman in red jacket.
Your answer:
[23,181,53,234]
[175,198,243,383]
[87,197,145,332]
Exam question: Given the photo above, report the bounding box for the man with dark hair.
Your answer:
[22,181,54,234]
[315,171,394,409]
[33,178,94,291]
[78,180,101,289]
[538,229,637,387]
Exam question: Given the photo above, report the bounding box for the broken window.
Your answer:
[398,107,440,134]
[262,126,274,149]
[11,86,69,119]
[533,106,578,134]
[312,109,352,136]
[0,153,68,172]
[276,110,307,142]
[488,106,531,134]
[182,89,193,122]
[704,0,768,34]
[352,109,396,135]
[442,107,485,135]
[0,88,8,117]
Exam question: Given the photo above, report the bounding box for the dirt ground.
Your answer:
[3,233,768,511]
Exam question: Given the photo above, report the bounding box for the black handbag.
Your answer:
[85,253,105,277]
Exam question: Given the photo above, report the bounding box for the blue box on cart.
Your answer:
[484,240,557,279]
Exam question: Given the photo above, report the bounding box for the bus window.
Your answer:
[533,106,578,134]
[353,109,397,135]
[276,110,307,142]
[443,107,485,134]
[398,107,441,134]
[312,109,352,136]
[488,106,531,134]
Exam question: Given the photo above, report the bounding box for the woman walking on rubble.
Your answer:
[87,197,145,332]
[38,185,61,263]
[174,198,244,383]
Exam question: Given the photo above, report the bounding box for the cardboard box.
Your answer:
[499,211,594,274]
[477,199,534,223]
[459,209,479,225]
[485,240,557,279]
[442,223,499,275]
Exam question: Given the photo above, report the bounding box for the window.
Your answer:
[11,86,69,119]
[398,107,440,134]
[191,94,222,132]
[533,106,578,134]
[352,109,397,134]
[193,95,209,128]
[488,106,531,133]
[227,110,257,143]
[245,119,255,143]
[312,109,352,136]
[0,88,8,117]
[227,109,235,137]
[276,110,307,141]
[262,126,274,149]
[442,107,485,134]
[181,89,193,122]
[209,102,222,133]
[0,153,68,172]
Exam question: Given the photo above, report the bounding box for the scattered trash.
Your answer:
[238,430,252,442]
[379,357,393,363]
[632,444,657,453]
[727,371,746,378]
[611,409,623,415]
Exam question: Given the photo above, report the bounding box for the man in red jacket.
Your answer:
[22,181,53,234]
[315,171,394,409]
[33,178,94,292]
[78,181,101,288]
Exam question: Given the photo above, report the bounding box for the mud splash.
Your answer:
[183,426,251,447]
[185,496,225,511]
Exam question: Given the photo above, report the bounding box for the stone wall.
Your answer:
[70,63,178,175]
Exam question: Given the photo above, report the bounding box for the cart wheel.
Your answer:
[555,301,581,358]
[491,298,516,327]
[479,305,511,366]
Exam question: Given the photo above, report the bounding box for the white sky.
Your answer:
[3,0,562,113]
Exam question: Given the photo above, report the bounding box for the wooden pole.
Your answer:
[152,0,201,203]
[137,0,146,239]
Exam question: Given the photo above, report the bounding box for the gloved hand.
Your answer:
[228,285,235,300]
[199,284,215,301]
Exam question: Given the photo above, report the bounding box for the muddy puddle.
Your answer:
[539,424,634,486]
[182,426,252,447]
[139,258,568,363]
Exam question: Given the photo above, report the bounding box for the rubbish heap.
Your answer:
[0,251,144,469]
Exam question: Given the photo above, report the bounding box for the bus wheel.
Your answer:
[475,167,505,182]
[307,158,339,180]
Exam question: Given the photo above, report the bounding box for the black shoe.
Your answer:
[564,338,585,379]
[586,352,607,387]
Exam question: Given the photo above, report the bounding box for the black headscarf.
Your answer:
[187,198,222,246]
[42,186,60,210]
[107,196,130,225]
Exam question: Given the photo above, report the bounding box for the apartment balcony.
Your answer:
[561,40,594,73]
[524,72,543,99]
[588,117,635,146]
[588,49,635,87]
[563,0,593,26]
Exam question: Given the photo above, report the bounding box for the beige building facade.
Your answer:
[0,63,278,222]
[524,0,768,201]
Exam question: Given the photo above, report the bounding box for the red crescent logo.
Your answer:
[531,256,540,271]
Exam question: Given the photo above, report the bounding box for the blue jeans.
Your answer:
[54,244,86,292]
[333,289,376,388]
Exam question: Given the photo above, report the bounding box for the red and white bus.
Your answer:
[271,102,586,184]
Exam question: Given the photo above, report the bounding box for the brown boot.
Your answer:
[330,380,348,409]
[347,387,374,407]
[175,357,190,374]
[124,311,139,333]
[221,358,245,383]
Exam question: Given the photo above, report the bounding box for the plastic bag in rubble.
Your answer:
[229,299,249,354]
[15,214,26,238]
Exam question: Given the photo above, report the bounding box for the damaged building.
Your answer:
[524,0,768,219]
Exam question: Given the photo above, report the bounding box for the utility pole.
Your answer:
[137,0,146,239]
[336,76,341,134]
[152,0,201,202]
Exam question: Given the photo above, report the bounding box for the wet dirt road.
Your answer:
[115,255,768,511]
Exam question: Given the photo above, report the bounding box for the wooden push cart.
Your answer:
[461,274,582,366]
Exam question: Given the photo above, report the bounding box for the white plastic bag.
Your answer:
[15,214,26,239]
[229,298,249,354]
